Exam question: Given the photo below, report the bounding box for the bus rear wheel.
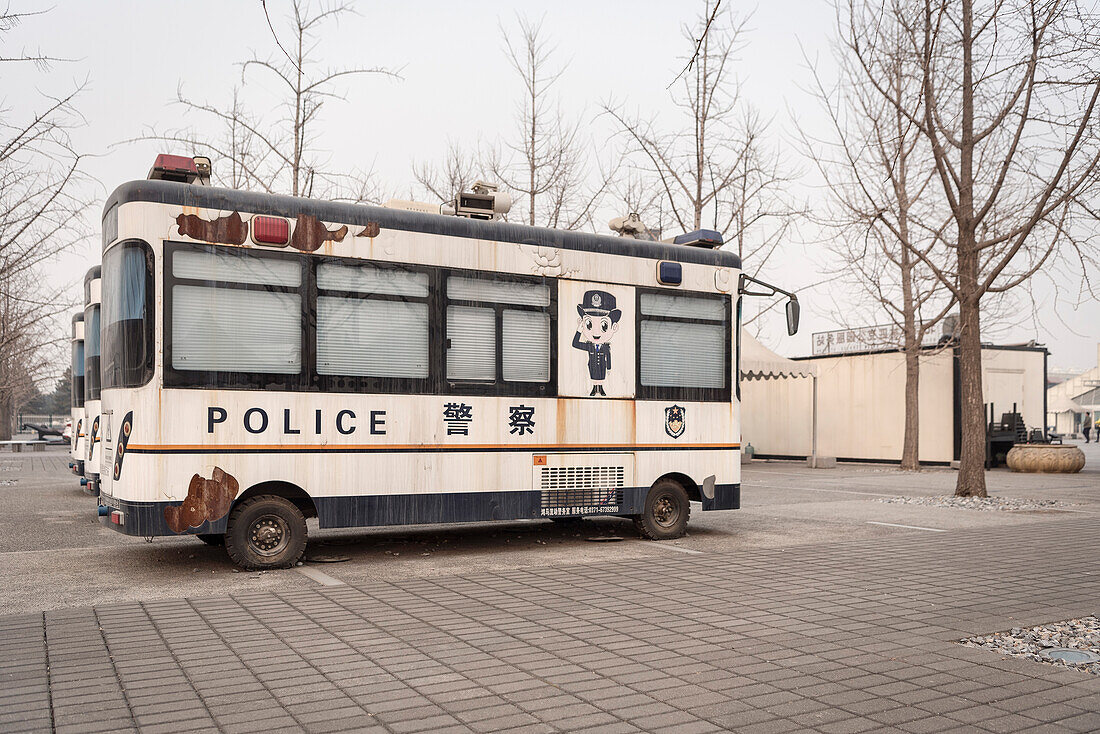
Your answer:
[633,479,690,540]
[225,496,307,570]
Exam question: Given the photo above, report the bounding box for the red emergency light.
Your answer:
[251,215,291,246]
[148,154,199,183]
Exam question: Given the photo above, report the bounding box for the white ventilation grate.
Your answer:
[540,465,624,509]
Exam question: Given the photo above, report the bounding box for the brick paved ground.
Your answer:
[2,514,1098,733]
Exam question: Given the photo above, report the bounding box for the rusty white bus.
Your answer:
[96,155,799,569]
[83,266,103,495]
[69,312,86,477]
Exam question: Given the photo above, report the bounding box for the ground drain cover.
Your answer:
[1039,648,1100,664]
[305,555,351,563]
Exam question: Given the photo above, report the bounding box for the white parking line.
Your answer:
[644,543,703,555]
[866,521,947,533]
[750,483,899,498]
[0,544,117,556]
[296,565,346,586]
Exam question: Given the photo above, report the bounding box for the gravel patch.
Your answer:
[877,495,1070,511]
[962,617,1100,675]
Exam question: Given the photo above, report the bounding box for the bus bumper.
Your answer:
[98,495,227,537]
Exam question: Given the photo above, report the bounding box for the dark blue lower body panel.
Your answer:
[703,483,740,511]
[100,482,741,537]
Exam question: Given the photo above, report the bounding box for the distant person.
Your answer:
[1084,418,1092,443]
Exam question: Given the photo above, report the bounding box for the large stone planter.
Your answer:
[1005,444,1085,473]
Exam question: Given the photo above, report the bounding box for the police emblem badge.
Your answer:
[664,405,685,439]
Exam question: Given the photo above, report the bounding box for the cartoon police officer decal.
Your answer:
[665,405,686,438]
[572,290,621,396]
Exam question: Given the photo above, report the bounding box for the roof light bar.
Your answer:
[148,154,199,182]
[673,229,724,248]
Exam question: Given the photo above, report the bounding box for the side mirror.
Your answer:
[785,298,800,336]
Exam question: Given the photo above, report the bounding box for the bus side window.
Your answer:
[315,261,431,381]
[167,245,304,384]
[445,275,553,391]
[637,290,730,402]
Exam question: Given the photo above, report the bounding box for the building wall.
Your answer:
[742,346,1046,464]
[814,351,955,463]
[981,348,1046,432]
[742,350,954,463]
[740,375,813,457]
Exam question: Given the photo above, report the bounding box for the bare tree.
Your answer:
[845,0,1100,495]
[0,8,90,439]
[0,280,66,438]
[603,1,799,281]
[801,4,957,470]
[133,0,397,198]
[489,15,612,230]
[413,142,487,205]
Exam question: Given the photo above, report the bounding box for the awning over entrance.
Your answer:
[740,330,817,380]
[1047,394,1085,414]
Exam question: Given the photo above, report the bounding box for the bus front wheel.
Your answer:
[633,479,690,540]
[225,495,307,570]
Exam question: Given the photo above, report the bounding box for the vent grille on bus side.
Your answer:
[539,466,625,509]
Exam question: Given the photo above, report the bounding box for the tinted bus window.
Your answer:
[71,341,85,408]
[85,305,101,401]
[103,241,154,389]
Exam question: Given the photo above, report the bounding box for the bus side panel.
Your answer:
[102,391,738,536]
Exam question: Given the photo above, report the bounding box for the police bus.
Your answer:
[96,155,799,569]
[83,266,102,495]
[69,312,85,477]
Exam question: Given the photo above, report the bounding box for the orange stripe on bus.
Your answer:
[127,442,741,451]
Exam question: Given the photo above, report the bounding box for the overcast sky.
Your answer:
[5,0,1097,372]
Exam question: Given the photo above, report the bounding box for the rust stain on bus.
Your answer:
[357,222,380,238]
[164,467,239,533]
[289,214,348,252]
[555,398,568,444]
[175,212,248,245]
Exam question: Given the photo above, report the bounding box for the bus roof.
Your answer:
[104,179,742,270]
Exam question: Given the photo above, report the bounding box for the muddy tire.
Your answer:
[633,479,690,540]
[196,533,224,546]
[225,496,307,570]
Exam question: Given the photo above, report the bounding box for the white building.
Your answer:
[741,333,1048,465]
[1046,344,1100,437]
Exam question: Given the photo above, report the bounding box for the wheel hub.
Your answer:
[249,516,288,556]
[653,496,677,526]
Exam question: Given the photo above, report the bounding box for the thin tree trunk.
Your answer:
[901,345,921,471]
[0,392,11,442]
[954,0,987,497]
[956,290,987,495]
[895,117,920,472]
[529,111,536,226]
